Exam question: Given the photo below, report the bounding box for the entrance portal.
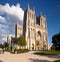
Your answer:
[36,31,42,50]
[32,44,34,50]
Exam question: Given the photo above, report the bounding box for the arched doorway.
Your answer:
[32,44,34,50]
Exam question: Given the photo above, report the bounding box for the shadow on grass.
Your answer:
[29,58,50,62]
[34,52,60,59]
[54,60,60,62]
[45,55,60,59]
[0,60,3,62]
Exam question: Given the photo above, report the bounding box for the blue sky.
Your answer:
[0,0,60,45]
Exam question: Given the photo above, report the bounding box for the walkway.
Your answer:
[0,51,60,62]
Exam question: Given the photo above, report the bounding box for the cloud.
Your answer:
[2,37,7,42]
[0,24,8,28]
[0,16,6,23]
[0,16,6,21]
[0,3,24,21]
[0,3,24,43]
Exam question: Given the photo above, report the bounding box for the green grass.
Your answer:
[34,50,60,55]
[54,60,60,62]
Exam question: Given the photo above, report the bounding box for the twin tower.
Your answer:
[16,5,48,50]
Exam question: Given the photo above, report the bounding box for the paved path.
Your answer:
[0,51,60,62]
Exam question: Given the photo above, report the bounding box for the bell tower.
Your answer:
[40,12,48,50]
[40,12,46,28]
[23,4,36,50]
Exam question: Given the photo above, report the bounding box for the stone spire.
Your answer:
[40,11,42,16]
[28,3,30,10]
[33,7,35,13]
[44,13,46,18]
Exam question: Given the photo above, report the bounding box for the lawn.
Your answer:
[34,50,60,55]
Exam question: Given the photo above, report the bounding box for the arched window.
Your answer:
[37,31,41,40]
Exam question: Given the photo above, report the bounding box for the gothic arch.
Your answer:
[37,31,41,37]
[36,30,42,40]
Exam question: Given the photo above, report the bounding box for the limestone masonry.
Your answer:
[15,5,48,50]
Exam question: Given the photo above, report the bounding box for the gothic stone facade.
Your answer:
[15,24,23,38]
[23,5,48,50]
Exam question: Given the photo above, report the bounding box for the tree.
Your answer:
[52,33,60,50]
[0,44,4,49]
[4,42,9,50]
[17,35,26,47]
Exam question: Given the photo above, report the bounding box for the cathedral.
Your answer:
[15,5,48,50]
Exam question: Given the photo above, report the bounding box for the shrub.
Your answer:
[17,49,29,53]
[10,49,29,54]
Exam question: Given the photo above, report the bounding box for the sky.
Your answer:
[0,0,60,46]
